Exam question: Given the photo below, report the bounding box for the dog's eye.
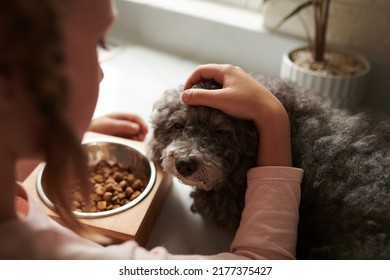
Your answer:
[172,123,184,130]
[215,129,231,135]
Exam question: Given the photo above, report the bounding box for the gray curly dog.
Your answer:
[146,76,390,259]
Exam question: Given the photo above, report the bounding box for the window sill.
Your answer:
[110,0,303,76]
[124,0,265,32]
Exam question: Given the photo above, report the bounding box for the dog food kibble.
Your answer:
[72,160,146,213]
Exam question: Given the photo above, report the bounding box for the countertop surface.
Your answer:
[95,41,235,255]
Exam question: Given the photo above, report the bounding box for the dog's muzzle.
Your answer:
[173,156,212,191]
[175,157,198,177]
[160,143,219,191]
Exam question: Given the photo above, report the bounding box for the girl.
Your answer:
[0,0,303,259]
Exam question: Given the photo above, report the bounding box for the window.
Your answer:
[200,0,263,11]
[119,0,265,32]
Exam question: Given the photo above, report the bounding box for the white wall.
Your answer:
[263,0,390,116]
[110,0,390,117]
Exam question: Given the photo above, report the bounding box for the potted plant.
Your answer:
[263,0,371,109]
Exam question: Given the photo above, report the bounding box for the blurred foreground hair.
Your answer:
[0,0,107,244]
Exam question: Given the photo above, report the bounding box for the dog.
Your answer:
[146,76,390,259]
[147,80,257,229]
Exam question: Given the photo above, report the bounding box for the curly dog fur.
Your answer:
[146,76,390,259]
[147,80,257,229]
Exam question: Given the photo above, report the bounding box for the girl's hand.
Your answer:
[88,112,148,141]
[182,64,292,167]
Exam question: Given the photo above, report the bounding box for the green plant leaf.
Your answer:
[272,1,314,31]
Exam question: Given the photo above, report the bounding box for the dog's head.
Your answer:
[147,80,258,192]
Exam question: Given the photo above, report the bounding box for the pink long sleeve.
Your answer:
[209,166,303,260]
[1,166,302,259]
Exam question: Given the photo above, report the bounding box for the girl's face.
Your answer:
[62,0,115,139]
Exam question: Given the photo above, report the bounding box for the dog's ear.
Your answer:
[150,86,183,123]
[147,85,186,163]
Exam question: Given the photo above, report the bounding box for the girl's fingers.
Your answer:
[183,64,236,90]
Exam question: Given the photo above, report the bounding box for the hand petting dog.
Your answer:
[182,64,292,167]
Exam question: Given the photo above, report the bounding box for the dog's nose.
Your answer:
[175,157,198,177]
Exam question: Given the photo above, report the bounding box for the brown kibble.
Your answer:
[113,172,123,182]
[97,201,106,210]
[102,191,113,201]
[90,193,102,202]
[125,174,135,184]
[125,186,134,197]
[95,184,105,195]
[119,180,128,188]
[112,184,123,192]
[105,177,116,184]
[71,160,146,213]
[130,191,141,201]
[132,179,144,190]
[93,174,104,183]
[105,182,114,192]
[102,166,111,175]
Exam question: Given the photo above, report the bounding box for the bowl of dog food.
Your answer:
[36,138,157,218]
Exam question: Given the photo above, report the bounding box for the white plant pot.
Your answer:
[280,47,371,109]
